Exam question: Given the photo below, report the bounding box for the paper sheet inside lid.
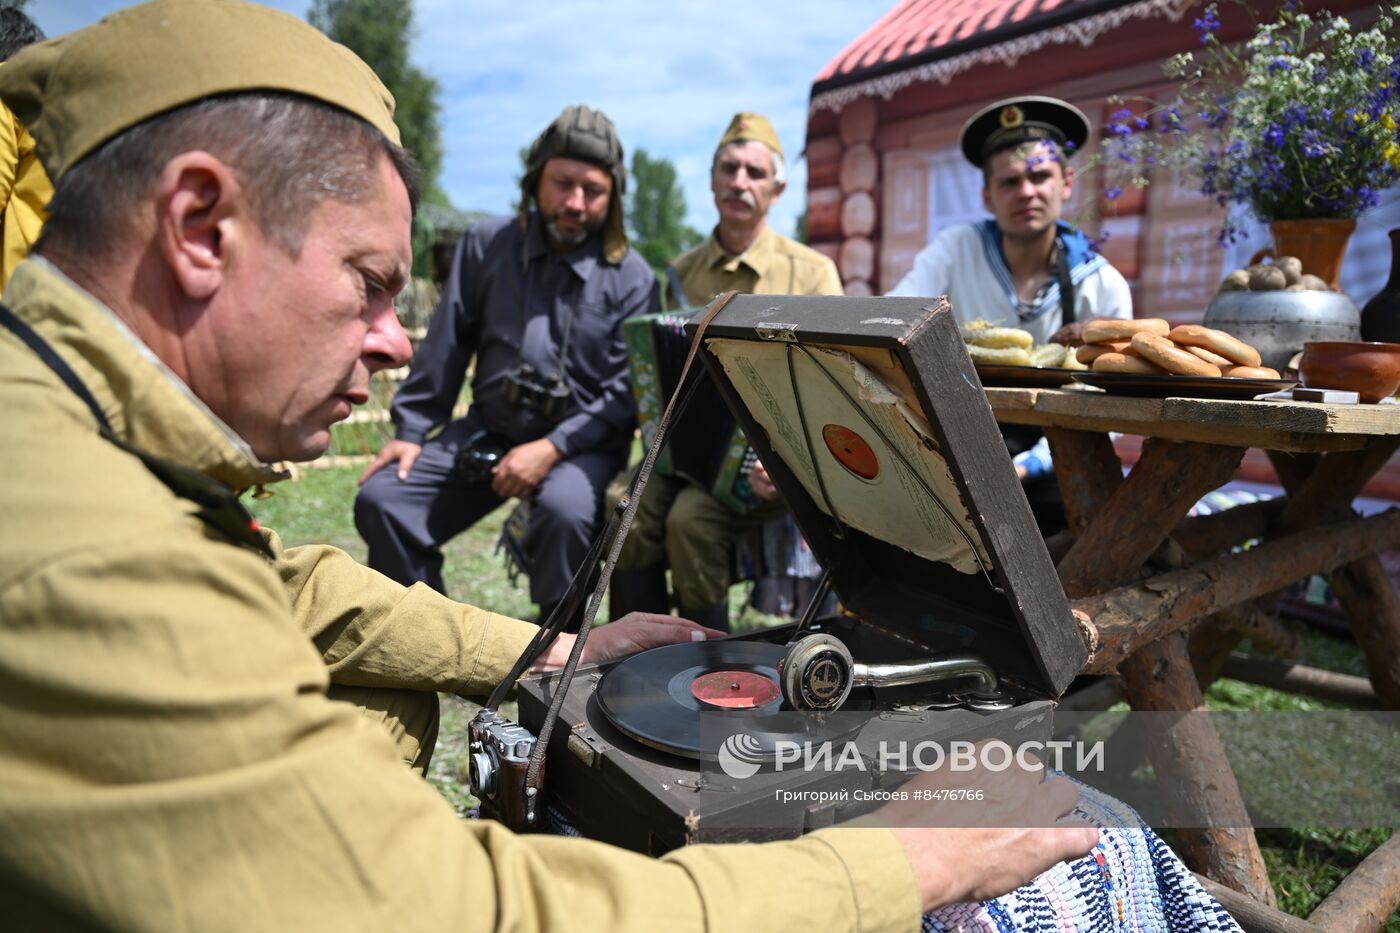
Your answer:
[707,337,992,575]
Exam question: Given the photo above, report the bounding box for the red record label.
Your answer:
[822,424,879,480]
[690,670,781,709]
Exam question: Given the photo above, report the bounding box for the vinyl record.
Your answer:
[596,641,855,760]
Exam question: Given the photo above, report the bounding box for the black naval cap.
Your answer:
[959,95,1091,168]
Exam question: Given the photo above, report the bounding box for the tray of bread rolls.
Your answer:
[1067,318,1296,399]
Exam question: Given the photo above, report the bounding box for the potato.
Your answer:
[1247,264,1287,291]
[1218,269,1250,292]
[1276,256,1303,285]
[1298,273,1330,291]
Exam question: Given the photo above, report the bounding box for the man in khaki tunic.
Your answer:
[612,113,843,629]
[0,3,1094,929]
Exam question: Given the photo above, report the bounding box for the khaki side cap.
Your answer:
[0,0,400,182]
[717,111,783,160]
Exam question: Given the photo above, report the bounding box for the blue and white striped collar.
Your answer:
[976,219,1107,323]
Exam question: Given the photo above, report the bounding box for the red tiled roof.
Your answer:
[814,0,1140,93]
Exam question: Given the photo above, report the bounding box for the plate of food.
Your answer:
[962,321,1085,387]
[973,363,1079,387]
[1068,318,1296,399]
[1071,371,1298,399]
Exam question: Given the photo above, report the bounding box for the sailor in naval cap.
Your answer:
[887,95,1133,534]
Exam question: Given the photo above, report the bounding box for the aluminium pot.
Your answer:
[1201,290,1361,372]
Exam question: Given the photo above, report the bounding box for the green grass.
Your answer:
[248,464,1398,927]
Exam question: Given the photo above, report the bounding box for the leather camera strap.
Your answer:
[0,302,273,559]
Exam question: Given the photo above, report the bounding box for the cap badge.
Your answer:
[1000,105,1025,129]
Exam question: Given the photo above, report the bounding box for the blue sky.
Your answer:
[32,0,896,240]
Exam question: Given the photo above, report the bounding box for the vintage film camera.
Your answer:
[475,294,1088,849]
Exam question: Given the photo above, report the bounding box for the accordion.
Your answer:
[623,311,761,514]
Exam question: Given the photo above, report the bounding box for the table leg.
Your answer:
[1266,442,1400,709]
[1118,633,1276,905]
[1048,431,1276,903]
[1054,436,1242,597]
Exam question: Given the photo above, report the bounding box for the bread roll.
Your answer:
[1076,341,1132,364]
[1222,365,1280,379]
[1092,352,1167,375]
[1132,332,1222,376]
[1082,318,1171,344]
[1183,344,1232,368]
[1166,325,1262,367]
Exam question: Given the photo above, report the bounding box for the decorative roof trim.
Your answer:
[809,0,1196,116]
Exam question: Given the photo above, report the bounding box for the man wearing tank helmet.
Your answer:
[357,105,659,629]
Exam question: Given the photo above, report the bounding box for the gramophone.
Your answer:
[472,293,1088,854]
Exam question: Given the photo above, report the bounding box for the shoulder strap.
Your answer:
[0,302,273,558]
[481,291,739,826]
[1056,236,1076,326]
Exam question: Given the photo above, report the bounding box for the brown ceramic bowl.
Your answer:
[1298,341,1400,403]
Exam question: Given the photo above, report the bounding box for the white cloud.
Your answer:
[31,0,894,241]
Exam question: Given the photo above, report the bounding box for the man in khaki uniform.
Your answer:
[612,113,843,629]
[0,3,1094,929]
[669,111,842,304]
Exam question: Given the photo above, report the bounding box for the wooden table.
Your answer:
[985,385,1400,933]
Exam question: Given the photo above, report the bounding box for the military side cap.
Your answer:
[717,111,783,160]
[0,0,400,183]
[959,96,1089,168]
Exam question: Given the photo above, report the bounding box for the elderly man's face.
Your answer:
[536,156,613,249]
[981,141,1073,241]
[199,153,413,462]
[711,140,783,227]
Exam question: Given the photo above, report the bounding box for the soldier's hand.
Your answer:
[748,459,779,501]
[530,613,725,673]
[1048,319,1101,346]
[358,440,422,484]
[491,438,562,499]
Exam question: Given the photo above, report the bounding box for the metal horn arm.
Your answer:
[852,654,999,696]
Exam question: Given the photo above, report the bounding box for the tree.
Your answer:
[626,149,700,276]
[308,0,445,229]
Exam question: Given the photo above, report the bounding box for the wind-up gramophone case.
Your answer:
[514,293,1088,854]
[687,293,1086,696]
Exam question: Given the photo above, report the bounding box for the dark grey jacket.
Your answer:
[391,212,658,455]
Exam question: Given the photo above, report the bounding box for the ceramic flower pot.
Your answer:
[1249,218,1357,291]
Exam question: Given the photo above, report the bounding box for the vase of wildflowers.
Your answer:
[1103,2,1400,288]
